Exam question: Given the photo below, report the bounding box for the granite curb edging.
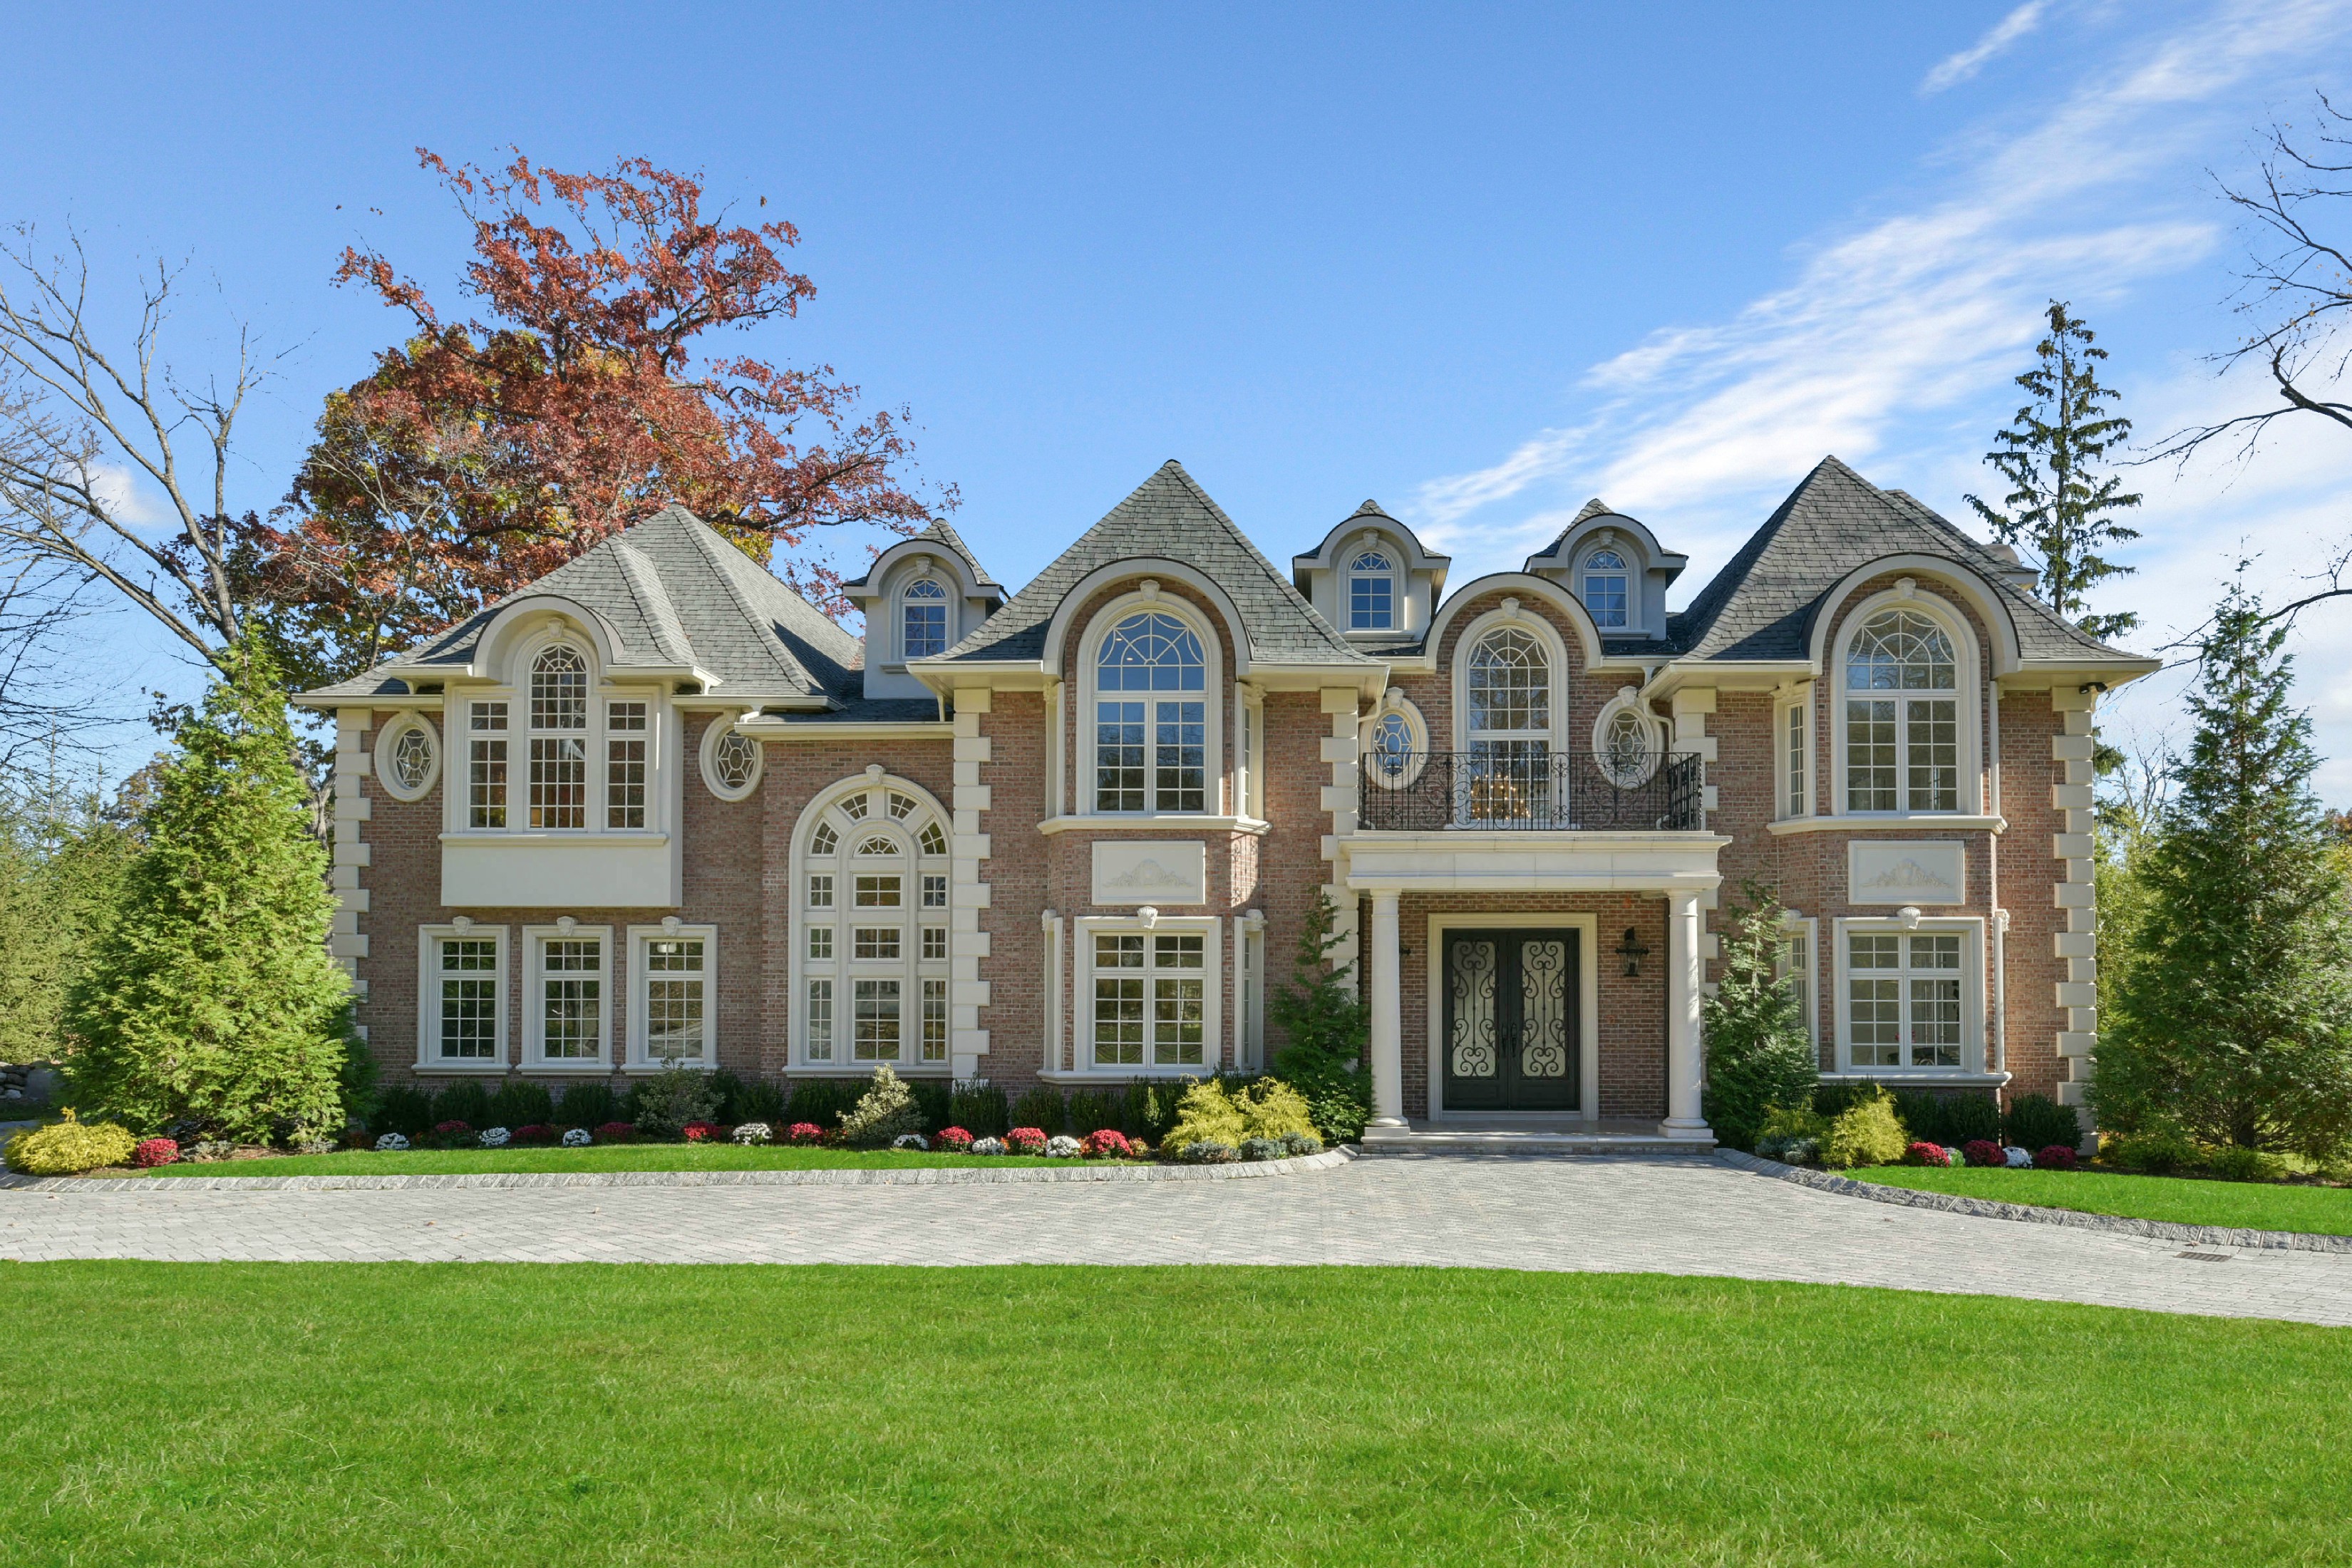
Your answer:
[1716,1148,2352,1254]
[0,1147,1356,1194]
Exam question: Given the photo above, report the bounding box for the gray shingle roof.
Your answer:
[299,505,862,703]
[935,460,1380,669]
[841,514,1004,594]
[1666,456,2137,666]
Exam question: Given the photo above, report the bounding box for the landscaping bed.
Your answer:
[1845,1164,2352,1238]
[133,1144,1102,1177]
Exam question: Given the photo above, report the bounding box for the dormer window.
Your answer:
[527,646,589,829]
[902,577,948,660]
[1090,606,1213,814]
[1582,549,1630,630]
[1348,549,1396,630]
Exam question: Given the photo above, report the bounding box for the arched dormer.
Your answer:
[843,528,1006,700]
[1291,500,1450,643]
[1520,504,1686,641]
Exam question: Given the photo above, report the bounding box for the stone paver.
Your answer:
[5,1155,2350,1327]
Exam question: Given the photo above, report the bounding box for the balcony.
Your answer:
[1356,751,1704,833]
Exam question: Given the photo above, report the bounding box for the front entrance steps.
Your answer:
[1358,1118,1716,1156]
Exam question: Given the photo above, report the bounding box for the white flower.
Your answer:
[2003,1145,2032,1167]
[970,1137,1004,1156]
[1045,1135,1082,1158]
[733,1122,773,1145]
[373,1133,411,1152]
[478,1127,510,1147]
[892,1133,930,1151]
[562,1128,593,1147]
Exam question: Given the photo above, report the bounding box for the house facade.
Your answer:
[299,456,2156,1136]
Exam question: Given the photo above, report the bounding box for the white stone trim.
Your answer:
[373,712,440,803]
[332,711,373,979]
[698,711,765,802]
[415,921,509,1072]
[1322,686,1361,981]
[1420,912,1601,1124]
[951,686,994,1077]
[2051,686,2099,1102]
[1071,912,1222,1076]
[521,922,614,1072]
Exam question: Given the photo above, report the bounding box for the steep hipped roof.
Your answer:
[298,505,862,704]
[937,460,1381,669]
[1667,456,2136,666]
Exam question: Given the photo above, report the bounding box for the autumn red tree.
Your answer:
[236,150,947,688]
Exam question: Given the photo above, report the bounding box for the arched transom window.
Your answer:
[902,577,948,661]
[1582,549,1629,630]
[1348,549,1396,630]
[1844,609,1959,813]
[527,645,589,828]
[462,635,662,832]
[1093,610,1209,813]
[799,782,951,1068]
[1467,628,1550,758]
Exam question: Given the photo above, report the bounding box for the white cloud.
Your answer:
[88,462,168,527]
[1922,1,2053,96]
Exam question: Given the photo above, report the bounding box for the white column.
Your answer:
[1368,889,1405,1128]
[1663,889,1711,1138]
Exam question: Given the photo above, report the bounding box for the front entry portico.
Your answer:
[1440,927,1580,1112]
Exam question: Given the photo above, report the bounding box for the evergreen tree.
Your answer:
[1966,302,2143,640]
[62,639,352,1140]
[1268,891,1371,1143]
[0,778,140,1062]
[2096,582,2352,1158]
[1700,884,1820,1152]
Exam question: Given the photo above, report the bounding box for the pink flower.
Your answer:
[132,1138,180,1168]
[1080,1129,1133,1160]
[787,1122,827,1145]
[1005,1127,1048,1155]
[934,1126,974,1152]
[682,1121,720,1143]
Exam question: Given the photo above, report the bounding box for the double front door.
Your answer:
[1441,928,1578,1111]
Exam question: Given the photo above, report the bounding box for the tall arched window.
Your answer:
[1465,626,1554,822]
[1093,610,1208,813]
[1844,609,1959,813]
[902,577,948,660]
[1582,549,1629,630]
[797,780,952,1068]
[1348,549,1396,630]
[527,645,589,829]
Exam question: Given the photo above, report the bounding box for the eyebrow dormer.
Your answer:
[1291,500,1451,644]
[1521,501,1685,641]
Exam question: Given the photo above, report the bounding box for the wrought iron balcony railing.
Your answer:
[1356,750,1704,832]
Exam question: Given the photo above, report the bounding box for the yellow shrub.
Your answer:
[1161,1080,1247,1155]
[1819,1090,1908,1170]
[1238,1080,1318,1143]
[4,1110,138,1175]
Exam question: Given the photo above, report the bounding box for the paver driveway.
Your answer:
[6,1155,2351,1326]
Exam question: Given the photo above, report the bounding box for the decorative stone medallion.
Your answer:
[1847,840,1966,905]
[1091,840,1207,906]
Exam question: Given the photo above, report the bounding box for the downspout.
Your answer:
[1989,685,2006,1080]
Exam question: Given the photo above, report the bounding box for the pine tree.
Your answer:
[0,781,140,1062]
[1699,884,1820,1152]
[1966,302,2143,641]
[1268,891,1371,1143]
[62,639,353,1140]
[2095,581,2352,1158]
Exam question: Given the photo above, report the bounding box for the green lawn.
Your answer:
[2,1264,2346,1566]
[1848,1165,2352,1237]
[139,1144,1108,1177]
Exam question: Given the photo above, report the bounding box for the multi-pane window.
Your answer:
[1783,700,1808,816]
[433,936,500,1061]
[922,927,949,961]
[902,578,948,660]
[798,785,952,1066]
[707,725,763,796]
[537,936,603,1062]
[1582,549,1630,629]
[922,978,948,1062]
[468,701,509,828]
[1845,610,1959,813]
[808,874,835,909]
[1348,550,1396,630]
[808,926,833,959]
[528,646,589,829]
[1092,932,1206,1068]
[606,701,647,828]
[855,874,902,909]
[807,979,834,1061]
[854,927,902,960]
[1777,927,1815,1048]
[854,979,902,1061]
[1094,611,1207,813]
[389,723,438,797]
[641,937,706,1063]
[922,874,949,909]
[1847,932,1963,1069]
[1465,627,1552,820]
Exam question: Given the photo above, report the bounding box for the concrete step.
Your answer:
[1359,1121,1716,1157]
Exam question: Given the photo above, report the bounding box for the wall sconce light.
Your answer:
[1615,927,1649,977]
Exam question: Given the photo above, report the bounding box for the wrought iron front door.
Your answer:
[1440,929,1578,1111]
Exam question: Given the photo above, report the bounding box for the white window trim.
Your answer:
[1361,691,1430,788]
[787,772,955,1073]
[1423,912,1600,1123]
[897,573,952,664]
[1830,586,1984,818]
[699,713,765,802]
[416,922,509,1073]
[625,922,718,1071]
[1589,687,1665,785]
[522,922,614,1072]
[1579,547,1633,631]
[1078,589,1225,817]
[442,623,669,837]
[1832,914,1985,1076]
[374,713,442,803]
[1776,685,1815,820]
[1234,910,1267,1072]
[1074,914,1223,1076]
[1778,913,1820,1054]
[1450,603,1570,753]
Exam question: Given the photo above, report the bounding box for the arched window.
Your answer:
[1465,626,1554,822]
[1582,549,1629,630]
[1093,609,1209,813]
[797,779,952,1068]
[527,646,589,828]
[1348,549,1396,630]
[902,577,948,660]
[1844,608,1959,813]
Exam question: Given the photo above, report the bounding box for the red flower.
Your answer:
[934,1126,974,1152]
[434,1120,473,1135]
[2034,1144,2079,1171]
[510,1124,557,1145]
[1005,1127,1048,1155]
[594,1121,638,1143]
[1079,1129,1133,1160]
[132,1138,180,1168]
[786,1122,827,1145]
[1961,1139,2005,1168]
[1904,1140,1949,1167]
[682,1121,720,1143]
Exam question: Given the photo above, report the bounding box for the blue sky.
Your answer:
[7,1,2350,788]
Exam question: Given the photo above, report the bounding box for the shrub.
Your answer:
[553,1081,619,1130]
[1906,1141,1949,1167]
[629,1066,723,1140]
[1121,1078,1183,1142]
[478,1127,511,1148]
[2206,1144,2287,1182]
[375,1132,411,1152]
[681,1121,720,1143]
[1818,1089,1907,1169]
[908,1078,952,1134]
[732,1122,773,1145]
[1009,1083,1067,1136]
[1045,1134,1081,1157]
[970,1136,1005,1155]
[837,1065,924,1148]
[2003,1093,2080,1153]
[1180,1140,1237,1165]
[593,1120,636,1143]
[561,1128,592,1147]
[435,1080,494,1130]
[1237,1136,1281,1162]
[1269,892,1373,1143]
[4,1111,138,1175]
[786,1078,856,1129]
[1891,1089,2002,1148]
[375,1084,435,1138]
[2105,1125,2197,1175]
[486,1080,555,1131]
[1961,1139,2005,1168]
[2034,1144,2079,1171]
[1066,1089,1121,1140]
[785,1122,826,1145]
[724,1076,788,1125]
[1079,1128,1133,1159]
[1005,1127,1047,1155]
[132,1136,180,1167]
[1699,884,1820,1151]
[1238,1079,1319,1143]
[949,1080,1008,1138]
[1279,1130,1322,1157]
[934,1125,974,1152]
[1162,1080,1247,1156]
[432,1119,474,1149]
[510,1124,557,1145]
